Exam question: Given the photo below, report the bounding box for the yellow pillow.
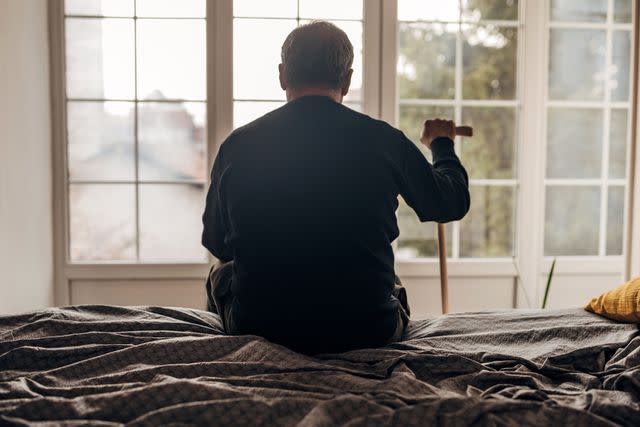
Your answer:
[585,277,640,322]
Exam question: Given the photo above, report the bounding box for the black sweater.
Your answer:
[202,96,470,352]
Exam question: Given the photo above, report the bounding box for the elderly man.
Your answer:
[202,21,469,354]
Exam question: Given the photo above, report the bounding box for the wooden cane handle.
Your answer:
[456,126,473,137]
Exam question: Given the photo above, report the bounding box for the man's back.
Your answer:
[203,95,469,353]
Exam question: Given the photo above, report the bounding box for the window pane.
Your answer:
[545,186,600,256]
[609,109,628,179]
[137,20,205,100]
[461,0,519,21]
[546,108,603,178]
[460,185,514,257]
[139,184,206,261]
[607,186,625,255]
[234,19,296,100]
[233,0,298,18]
[397,199,452,258]
[398,23,456,100]
[299,0,363,20]
[398,105,455,158]
[548,29,606,101]
[234,101,285,128]
[135,0,205,18]
[65,18,135,99]
[65,0,133,16]
[612,31,632,102]
[461,107,516,179]
[69,184,136,261]
[463,25,517,100]
[67,101,135,181]
[138,102,206,181]
[398,0,460,22]
[550,0,607,22]
[614,0,632,22]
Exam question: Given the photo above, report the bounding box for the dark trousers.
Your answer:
[205,261,411,344]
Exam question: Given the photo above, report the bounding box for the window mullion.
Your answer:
[363,0,382,118]
[452,0,463,260]
[515,0,547,307]
[599,0,614,257]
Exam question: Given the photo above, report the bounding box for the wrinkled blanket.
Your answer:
[0,305,639,426]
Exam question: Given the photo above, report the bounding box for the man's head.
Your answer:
[279,21,354,102]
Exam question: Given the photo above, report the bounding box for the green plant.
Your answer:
[542,258,557,309]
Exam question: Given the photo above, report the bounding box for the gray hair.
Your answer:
[280,21,354,89]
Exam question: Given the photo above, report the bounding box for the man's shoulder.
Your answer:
[222,101,409,149]
[336,104,408,139]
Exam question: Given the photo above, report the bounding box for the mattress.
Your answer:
[0,305,639,426]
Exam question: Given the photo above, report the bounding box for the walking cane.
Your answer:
[437,125,473,314]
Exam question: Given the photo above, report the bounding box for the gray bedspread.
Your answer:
[0,306,638,426]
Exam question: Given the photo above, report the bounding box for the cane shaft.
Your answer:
[437,223,449,314]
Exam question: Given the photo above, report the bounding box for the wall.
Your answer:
[0,0,54,314]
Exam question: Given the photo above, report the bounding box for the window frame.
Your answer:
[49,0,640,309]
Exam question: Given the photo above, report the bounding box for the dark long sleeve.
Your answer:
[202,147,233,261]
[399,136,470,223]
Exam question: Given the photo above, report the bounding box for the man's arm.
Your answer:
[202,147,233,261]
[399,119,470,223]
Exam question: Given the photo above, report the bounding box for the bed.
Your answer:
[0,305,639,426]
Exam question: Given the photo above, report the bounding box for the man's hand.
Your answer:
[420,119,456,148]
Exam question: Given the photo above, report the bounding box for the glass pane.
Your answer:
[549,29,606,101]
[550,0,607,22]
[397,199,452,258]
[234,19,296,100]
[299,0,363,20]
[398,23,456,100]
[547,108,603,178]
[609,109,628,179]
[136,0,205,18]
[137,20,206,101]
[544,186,600,256]
[139,184,206,261]
[138,102,206,181]
[65,18,135,99]
[460,185,514,257]
[461,0,519,21]
[234,101,285,128]
[607,186,625,255]
[67,101,135,181]
[398,0,460,22]
[233,0,298,18]
[65,0,133,16]
[69,184,136,261]
[612,31,632,102]
[614,0,632,22]
[463,25,517,100]
[461,107,516,179]
[398,105,455,159]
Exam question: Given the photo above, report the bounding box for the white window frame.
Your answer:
[49,0,639,309]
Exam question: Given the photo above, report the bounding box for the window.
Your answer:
[232,0,364,128]
[544,0,633,257]
[63,0,207,262]
[395,0,519,259]
[52,0,638,304]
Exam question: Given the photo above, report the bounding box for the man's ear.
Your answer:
[341,69,353,96]
[278,64,287,91]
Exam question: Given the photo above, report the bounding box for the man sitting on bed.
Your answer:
[202,21,470,354]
